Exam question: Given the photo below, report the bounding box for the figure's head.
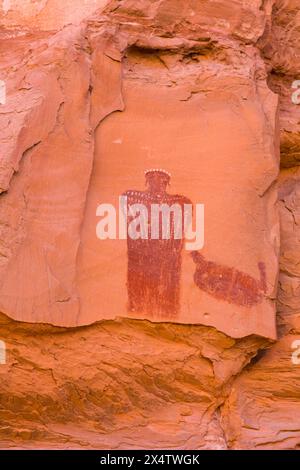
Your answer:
[145,169,171,192]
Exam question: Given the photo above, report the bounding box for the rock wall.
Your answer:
[0,0,299,449]
[0,0,110,30]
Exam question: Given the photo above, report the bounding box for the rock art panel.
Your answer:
[77,48,279,339]
[0,2,280,340]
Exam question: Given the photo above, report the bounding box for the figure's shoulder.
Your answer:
[122,190,147,201]
[169,194,193,205]
[122,190,143,196]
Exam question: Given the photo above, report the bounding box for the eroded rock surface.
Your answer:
[0,313,269,449]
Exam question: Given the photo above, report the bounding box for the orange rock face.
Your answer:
[0,0,299,450]
[0,0,279,337]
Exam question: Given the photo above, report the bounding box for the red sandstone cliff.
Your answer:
[0,0,299,450]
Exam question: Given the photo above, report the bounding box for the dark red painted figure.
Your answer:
[123,170,191,318]
[191,251,267,307]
